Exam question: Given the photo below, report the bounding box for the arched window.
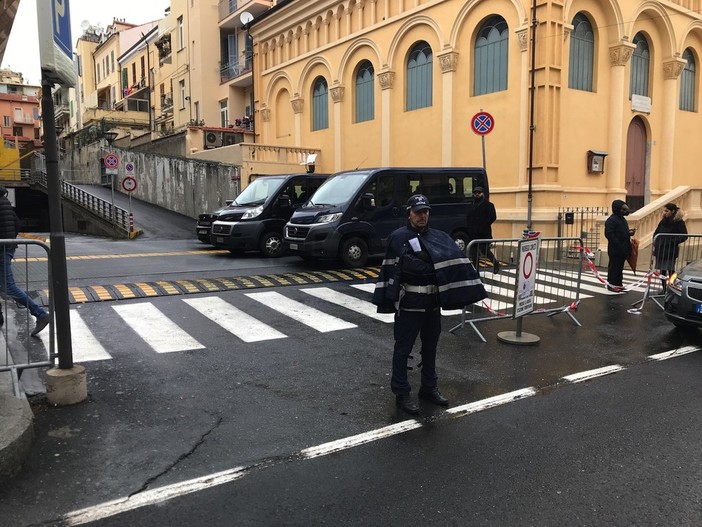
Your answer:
[680,48,696,112]
[355,61,375,122]
[630,33,650,98]
[474,16,509,96]
[312,77,329,131]
[406,41,432,111]
[568,13,594,91]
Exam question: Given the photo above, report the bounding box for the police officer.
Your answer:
[373,195,486,415]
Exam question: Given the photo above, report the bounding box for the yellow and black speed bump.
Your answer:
[33,267,382,305]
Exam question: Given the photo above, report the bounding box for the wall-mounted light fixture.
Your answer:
[587,150,607,174]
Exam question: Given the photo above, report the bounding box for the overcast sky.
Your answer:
[1,0,170,85]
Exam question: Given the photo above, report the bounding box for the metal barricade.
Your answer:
[632,233,702,311]
[0,239,54,398]
[450,237,585,342]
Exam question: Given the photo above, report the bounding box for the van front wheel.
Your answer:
[340,237,368,267]
[259,231,286,258]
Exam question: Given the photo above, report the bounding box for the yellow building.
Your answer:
[248,0,702,235]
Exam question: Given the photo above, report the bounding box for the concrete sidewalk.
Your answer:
[0,352,34,479]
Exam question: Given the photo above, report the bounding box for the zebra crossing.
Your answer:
[27,268,641,363]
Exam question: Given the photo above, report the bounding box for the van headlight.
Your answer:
[242,205,264,219]
[315,213,343,224]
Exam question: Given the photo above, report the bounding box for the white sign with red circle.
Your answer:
[122,176,137,193]
[104,153,119,169]
[514,235,541,318]
[471,111,495,136]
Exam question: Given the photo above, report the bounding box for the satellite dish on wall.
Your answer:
[80,20,91,31]
[240,12,254,25]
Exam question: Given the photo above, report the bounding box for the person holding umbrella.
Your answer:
[604,199,636,291]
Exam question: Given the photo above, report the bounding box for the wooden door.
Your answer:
[625,117,647,211]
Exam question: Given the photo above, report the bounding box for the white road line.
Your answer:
[351,283,375,293]
[183,297,287,342]
[300,287,394,323]
[562,365,624,383]
[446,388,538,416]
[64,466,249,526]
[112,303,204,353]
[35,310,112,362]
[246,291,357,332]
[648,346,701,361]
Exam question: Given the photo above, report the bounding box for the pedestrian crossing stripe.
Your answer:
[27,276,644,363]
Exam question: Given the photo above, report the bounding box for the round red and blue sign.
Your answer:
[471,112,495,136]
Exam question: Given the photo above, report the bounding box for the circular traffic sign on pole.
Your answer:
[121,176,137,193]
[125,161,135,175]
[471,111,495,135]
[104,153,119,169]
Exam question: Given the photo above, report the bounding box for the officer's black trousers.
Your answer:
[391,309,441,395]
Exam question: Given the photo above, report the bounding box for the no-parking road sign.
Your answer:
[103,153,119,169]
[471,111,495,135]
[125,161,135,175]
[121,176,137,193]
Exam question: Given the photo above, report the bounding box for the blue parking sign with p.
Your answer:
[52,0,73,59]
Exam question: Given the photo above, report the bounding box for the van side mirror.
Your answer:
[361,193,376,210]
[278,194,292,208]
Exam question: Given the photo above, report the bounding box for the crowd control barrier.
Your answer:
[450,237,585,342]
[0,238,54,398]
[630,233,702,312]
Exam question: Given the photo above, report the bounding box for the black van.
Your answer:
[210,173,327,257]
[284,167,488,267]
[197,202,233,244]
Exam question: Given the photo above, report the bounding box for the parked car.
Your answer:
[284,167,488,267]
[210,173,327,257]
[663,259,702,328]
[196,201,233,243]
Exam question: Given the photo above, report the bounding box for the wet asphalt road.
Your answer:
[1,192,702,525]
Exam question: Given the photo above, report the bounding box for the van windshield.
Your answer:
[306,172,371,207]
[232,177,286,207]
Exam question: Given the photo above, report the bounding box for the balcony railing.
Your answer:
[160,93,174,112]
[218,0,238,21]
[13,114,35,125]
[220,60,252,83]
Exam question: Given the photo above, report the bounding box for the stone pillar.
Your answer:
[661,57,686,192]
[291,94,304,147]
[438,49,458,166]
[607,42,637,192]
[378,68,395,166]
[330,83,345,171]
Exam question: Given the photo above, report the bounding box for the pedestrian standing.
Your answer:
[0,187,50,335]
[372,194,487,415]
[653,202,688,288]
[466,186,500,273]
[604,199,636,291]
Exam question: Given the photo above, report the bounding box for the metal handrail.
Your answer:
[30,171,130,234]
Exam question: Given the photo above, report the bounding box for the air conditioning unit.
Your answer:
[205,131,222,148]
[222,132,243,146]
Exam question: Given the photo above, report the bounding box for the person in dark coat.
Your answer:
[373,194,487,415]
[604,199,636,291]
[466,186,500,273]
[0,187,50,335]
[653,202,688,286]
